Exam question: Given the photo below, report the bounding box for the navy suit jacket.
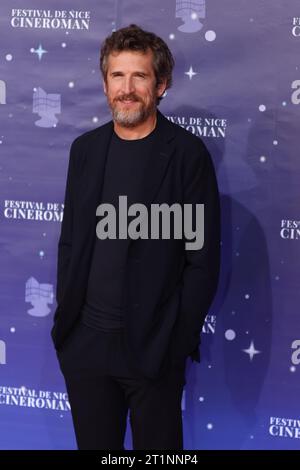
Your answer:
[51,109,220,379]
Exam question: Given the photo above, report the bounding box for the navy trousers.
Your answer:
[57,321,187,450]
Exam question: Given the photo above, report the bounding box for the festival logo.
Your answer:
[11,8,91,31]
[269,416,300,440]
[3,200,63,222]
[25,277,54,317]
[0,80,6,104]
[280,219,300,240]
[166,115,227,138]
[176,0,206,33]
[33,87,61,128]
[0,341,6,365]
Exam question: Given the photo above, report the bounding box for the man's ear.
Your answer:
[157,78,167,98]
[103,79,107,95]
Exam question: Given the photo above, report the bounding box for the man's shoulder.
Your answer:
[172,124,210,172]
[175,121,206,150]
[162,113,207,152]
[71,119,112,148]
[162,114,212,174]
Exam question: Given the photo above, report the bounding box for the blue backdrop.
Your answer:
[0,0,299,450]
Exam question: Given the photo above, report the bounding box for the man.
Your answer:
[51,24,220,450]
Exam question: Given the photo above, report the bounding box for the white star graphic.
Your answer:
[32,44,47,61]
[242,341,261,361]
[185,66,197,80]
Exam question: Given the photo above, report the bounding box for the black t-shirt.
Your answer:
[81,124,158,332]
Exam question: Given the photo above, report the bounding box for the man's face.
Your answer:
[103,49,166,128]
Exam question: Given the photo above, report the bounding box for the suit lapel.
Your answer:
[76,120,113,246]
[136,110,176,214]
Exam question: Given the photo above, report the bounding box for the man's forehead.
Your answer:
[107,49,154,67]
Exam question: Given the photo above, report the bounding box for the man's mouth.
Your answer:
[120,99,138,104]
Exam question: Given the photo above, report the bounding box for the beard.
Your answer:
[107,91,157,128]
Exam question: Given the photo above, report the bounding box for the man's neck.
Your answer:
[113,112,157,140]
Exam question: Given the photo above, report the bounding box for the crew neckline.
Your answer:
[113,122,158,143]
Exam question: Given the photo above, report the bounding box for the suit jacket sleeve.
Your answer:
[172,138,221,360]
[55,138,79,310]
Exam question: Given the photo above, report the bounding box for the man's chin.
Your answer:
[112,110,146,128]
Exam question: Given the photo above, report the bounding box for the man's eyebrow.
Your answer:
[109,71,149,76]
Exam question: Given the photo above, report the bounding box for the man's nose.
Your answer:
[122,77,135,95]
